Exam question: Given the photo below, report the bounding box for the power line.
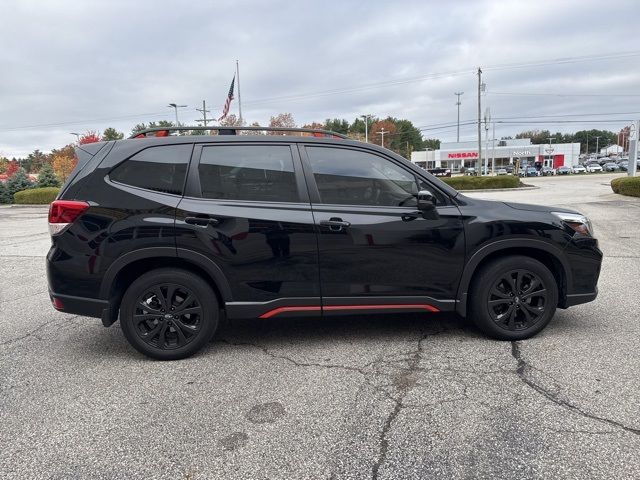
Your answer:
[0,111,169,132]
[489,91,640,98]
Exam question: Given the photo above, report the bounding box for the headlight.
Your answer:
[552,211,594,236]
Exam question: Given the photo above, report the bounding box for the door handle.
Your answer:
[185,216,220,227]
[320,218,351,231]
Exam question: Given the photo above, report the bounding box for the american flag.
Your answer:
[218,75,235,121]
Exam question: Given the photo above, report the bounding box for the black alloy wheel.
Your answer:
[469,256,558,340]
[134,284,203,350]
[487,269,547,331]
[120,268,219,360]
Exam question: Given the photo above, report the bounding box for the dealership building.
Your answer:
[411,138,581,173]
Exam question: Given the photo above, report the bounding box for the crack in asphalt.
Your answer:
[0,316,79,347]
[511,341,640,436]
[370,326,447,480]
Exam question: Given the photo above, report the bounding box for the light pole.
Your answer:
[70,132,80,143]
[454,91,464,142]
[168,103,187,126]
[360,114,371,143]
[594,136,601,156]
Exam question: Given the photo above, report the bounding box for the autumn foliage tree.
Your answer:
[79,131,101,145]
[369,120,396,149]
[52,152,77,182]
[6,160,19,178]
[268,113,296,135]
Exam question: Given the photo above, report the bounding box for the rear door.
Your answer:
[300,144,465,312]
[175,142,320,318]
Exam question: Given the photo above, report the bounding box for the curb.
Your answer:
[0,204,50,208]
[458,186,539,193]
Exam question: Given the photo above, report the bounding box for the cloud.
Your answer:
[0,0,638,157]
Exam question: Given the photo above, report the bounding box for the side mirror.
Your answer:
[417,190,436,211]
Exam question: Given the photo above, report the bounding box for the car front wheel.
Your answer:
[120,268,219,360]
[469,256,558,340]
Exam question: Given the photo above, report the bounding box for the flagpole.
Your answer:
[236,59,243,124]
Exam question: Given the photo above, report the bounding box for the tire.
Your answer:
[468,256,558,341]
[120,268,219,360]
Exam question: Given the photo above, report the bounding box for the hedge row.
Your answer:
[13,187,60,204]
[442,175,520,190]
[611,176,640,197]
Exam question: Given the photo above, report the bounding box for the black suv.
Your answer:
[47,127,602,359]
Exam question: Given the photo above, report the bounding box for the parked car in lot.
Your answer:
[465,167,476,176]
[604,162,620,172]
[505,165,514,174]
[496,168,508,176]
[572,165,586,174]
[46,126,602,359]
[541,166,556,176]
[585,164,603,173]
[519,166,539,177]
[557,166,572,175]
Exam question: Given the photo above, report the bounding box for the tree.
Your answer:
[241,121,265,136]
[423,138,440,150]
[389,118,424,159]
[79,131,101,145]
[23,149,48,173]
[369,120,396,148]
[0,157,9,174]
[0,181,10,204]
[6,160,19,178]
[131,121,174,136]
[102,127,124,141]
[37,163,61,188]
[323,118,350,135]
[52,152,77,182]
[6,168,34,198]
[268,113,296,135]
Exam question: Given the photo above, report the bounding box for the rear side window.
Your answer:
[109,144,191,195]
[198,145,298,202]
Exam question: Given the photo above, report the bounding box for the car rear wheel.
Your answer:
[120,268,219,360]
[469,256,558,340]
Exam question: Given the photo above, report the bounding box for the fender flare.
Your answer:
[99,247,232,302]
[455,238,572,317]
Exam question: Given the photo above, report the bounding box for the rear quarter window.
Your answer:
[109,144,192,195]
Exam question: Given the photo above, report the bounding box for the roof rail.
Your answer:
[129,126,349,139]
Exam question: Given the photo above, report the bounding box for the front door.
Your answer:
[175,142,320,318]
[300,144,465,313]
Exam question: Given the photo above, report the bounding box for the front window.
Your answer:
[306,146,418,207]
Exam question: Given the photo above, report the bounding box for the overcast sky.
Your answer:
[1,0,639,157]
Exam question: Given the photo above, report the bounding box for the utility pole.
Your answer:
[484,107,491,175]
[377,128,387,148]
[491,122,496,174]
[361,114,371,142]
[168,103,187,126]
[585,132,589,155]
[476,68,483,176]
[195,100,211,126]
[629,121,638,177]
[455,91,464,142]
[594,136,601,156]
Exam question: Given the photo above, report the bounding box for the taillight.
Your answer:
[48,200,90,236]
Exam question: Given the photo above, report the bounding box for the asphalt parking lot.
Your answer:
[1,173,639,480]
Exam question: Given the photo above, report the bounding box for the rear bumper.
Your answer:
[563,289,598,307]
[49,291,109,320]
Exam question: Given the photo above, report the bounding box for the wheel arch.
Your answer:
[99,247,232,326]
[456,239,571,317]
